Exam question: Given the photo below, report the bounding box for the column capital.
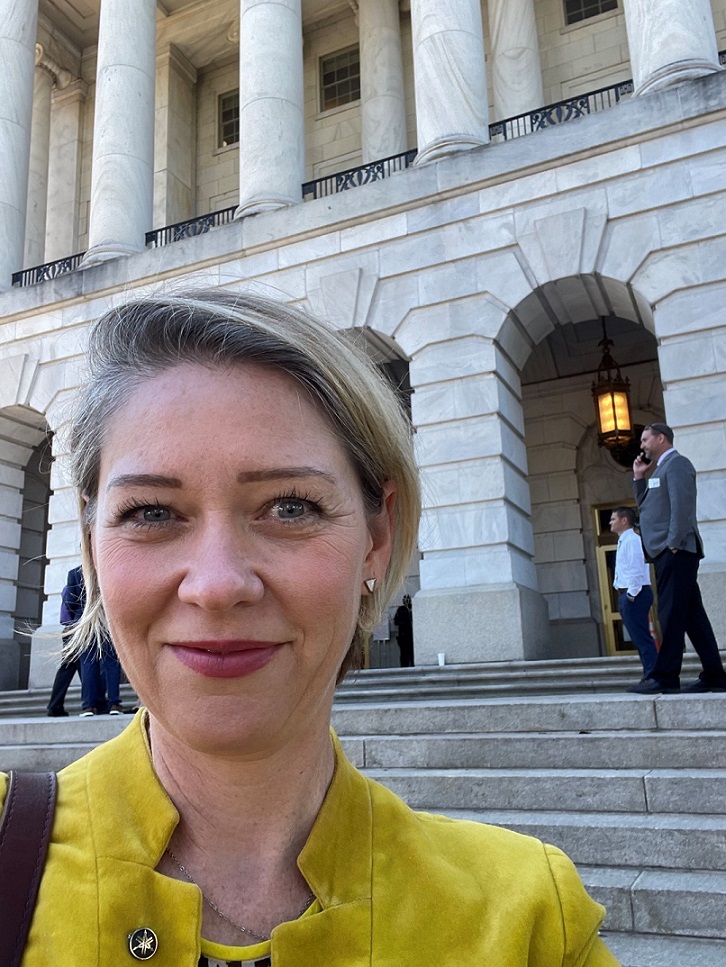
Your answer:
[35,44,72,90]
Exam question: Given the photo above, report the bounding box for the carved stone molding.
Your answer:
[35,43,72,90]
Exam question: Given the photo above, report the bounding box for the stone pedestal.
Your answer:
[623,0,720,95]
[410,0,489,165]
[235,0,304,219]
[0,0,39,291]
[45,80,86,263]
[359,0,407,163]
[413,584,552,665]
[82,0,156,265]
[488,0,544,121]
[24,46,71,268]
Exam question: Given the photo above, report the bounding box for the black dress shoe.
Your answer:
[681,678,726,693]
[627,678,680,694]
[46,709,69,717]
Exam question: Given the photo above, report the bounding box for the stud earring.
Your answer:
[364,578,377,593]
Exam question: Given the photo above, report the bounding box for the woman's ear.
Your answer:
[364,481,397,581]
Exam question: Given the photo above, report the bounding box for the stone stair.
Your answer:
[0,652,712,717]
[332,693,726,967]
[1,659,725,965]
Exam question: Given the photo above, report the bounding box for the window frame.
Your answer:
[319,45,361,113]
[217,88,240,150]
[563,0,618,27]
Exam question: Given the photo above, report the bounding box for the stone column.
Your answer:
[410,0,489,165]
[45,80,87,263]
[359,0,407,163]
[488,0,544,120]
[82,0,156,265]
[235,0,304,219]
[24,45,71,268]
[622,0,720,95]
[0,0,39,291]
[154,44,197,229]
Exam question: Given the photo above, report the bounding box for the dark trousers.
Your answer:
[47,656,81,714]
[619,587,658,680]
[651,550,725,688]
[80,641,122,712]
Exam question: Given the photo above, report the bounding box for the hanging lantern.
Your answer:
[592,318,632,449]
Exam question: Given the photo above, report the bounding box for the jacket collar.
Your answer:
[79,712,374,964]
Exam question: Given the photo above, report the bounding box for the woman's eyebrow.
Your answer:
[106,473,182,491]
[236,468,337,485]
[105,469,338,491]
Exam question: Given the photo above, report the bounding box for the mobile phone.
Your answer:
[639,450,651,465]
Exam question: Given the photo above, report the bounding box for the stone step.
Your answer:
[2,653,718,717]
[332,693,726,735]
[365,767,726,815]
[348,731,726,771]
[439,810,726,872]
[0,743,110,772]
[582,868,726,939]
[0,683,138,717]
[601,931,726,967]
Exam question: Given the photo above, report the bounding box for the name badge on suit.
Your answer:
[648,478,661,489]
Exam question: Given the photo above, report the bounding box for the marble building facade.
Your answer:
[0,0,725,688]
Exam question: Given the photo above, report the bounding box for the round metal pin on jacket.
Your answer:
[128,927,158,960]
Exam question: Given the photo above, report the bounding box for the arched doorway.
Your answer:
[515,276,662,658]
[0,406,53,689]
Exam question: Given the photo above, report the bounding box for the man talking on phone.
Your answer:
[630,423,726,694]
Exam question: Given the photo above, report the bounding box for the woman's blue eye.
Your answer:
[142,506,171,522]
[272,499,307,520]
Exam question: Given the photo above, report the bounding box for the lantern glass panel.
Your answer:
[612,391,631,431]
[598,392,616,433]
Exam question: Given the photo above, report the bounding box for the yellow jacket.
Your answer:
[1,712,618,966]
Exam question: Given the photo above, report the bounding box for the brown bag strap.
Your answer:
[0,771,57,967]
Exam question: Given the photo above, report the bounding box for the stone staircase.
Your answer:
[1,657,725,966]
[333,692,726,967]
[0,652,712,717]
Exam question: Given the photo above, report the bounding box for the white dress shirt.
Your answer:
[613,527,651,597]
[657,447,675,467]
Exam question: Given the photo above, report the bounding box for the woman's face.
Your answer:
[91,362,394,755]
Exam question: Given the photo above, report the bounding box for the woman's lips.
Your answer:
[168,641,282,679]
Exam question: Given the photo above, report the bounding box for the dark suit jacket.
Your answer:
[60,566,85,626]
[634,451,704,559]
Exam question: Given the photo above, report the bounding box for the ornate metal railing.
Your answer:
[302,148,418,201]
[489,79,635,141]
[11,251,86,287]
[145,205,237,248]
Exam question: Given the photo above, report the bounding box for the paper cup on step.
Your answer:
[437,652,446,667]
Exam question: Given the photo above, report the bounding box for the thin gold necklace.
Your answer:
[166,848,315,943]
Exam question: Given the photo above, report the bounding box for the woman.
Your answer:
[0,292,618,966]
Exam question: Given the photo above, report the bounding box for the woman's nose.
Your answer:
[177,525,265,610]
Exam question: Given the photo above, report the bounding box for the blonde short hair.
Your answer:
[67,290,420,680]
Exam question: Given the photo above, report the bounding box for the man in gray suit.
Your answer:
[630,423,726,694]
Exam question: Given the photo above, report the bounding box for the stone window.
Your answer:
[319,46,360,111]
[564,0,617,25]
[218,89,240,148]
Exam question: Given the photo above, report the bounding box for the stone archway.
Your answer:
[0,405,53,689]
[517,297,662,658]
